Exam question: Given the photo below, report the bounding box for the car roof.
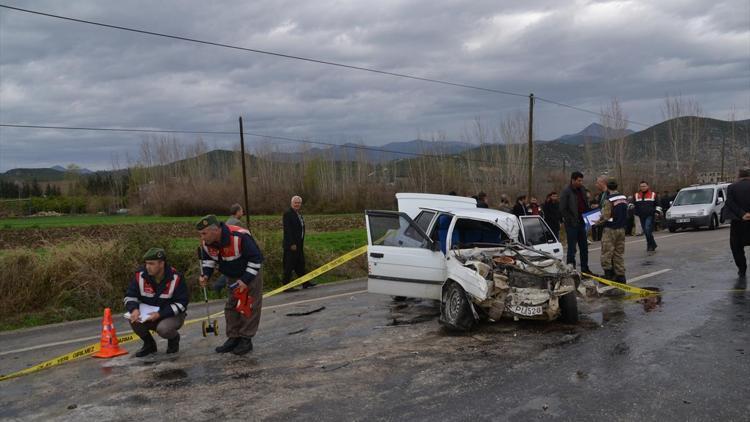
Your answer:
[419,206,520,239]
[680,183,729,191]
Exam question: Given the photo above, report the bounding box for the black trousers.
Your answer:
[730,220,750,276]
[283,248,306,283]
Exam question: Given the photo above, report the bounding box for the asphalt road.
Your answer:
[0,226,747,421]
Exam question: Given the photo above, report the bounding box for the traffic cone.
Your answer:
[93,308,128,358]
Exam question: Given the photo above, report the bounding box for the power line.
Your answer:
[535,96,651,128]
[0,4,655,128]
[0,123,530,165]
[0,4,528,98]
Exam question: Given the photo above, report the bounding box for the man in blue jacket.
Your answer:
[124,248,189,357]
[198,215,264,356]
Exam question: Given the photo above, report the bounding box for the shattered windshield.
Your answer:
[451,218,508,248]
[673,188,713,206]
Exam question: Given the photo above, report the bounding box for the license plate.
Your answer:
[507,304,543,317]
[676,218,690,223]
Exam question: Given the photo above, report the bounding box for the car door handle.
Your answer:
[370,252,384,258]
[553,248,560,253]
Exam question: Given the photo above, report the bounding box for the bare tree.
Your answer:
[600,97,629,184]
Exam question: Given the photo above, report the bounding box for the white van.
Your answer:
[666,183,730,232]
[365,193,579,331]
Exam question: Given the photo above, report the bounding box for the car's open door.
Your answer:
[365,210,446,300]
[519,215,563,259]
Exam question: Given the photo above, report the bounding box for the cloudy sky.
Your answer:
[0,0,748,171]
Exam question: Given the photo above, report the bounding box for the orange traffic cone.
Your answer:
[93,308,128,358]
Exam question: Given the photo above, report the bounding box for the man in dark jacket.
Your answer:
[476,192,489,208]
[283,195,314,289]
[124,248,189,357]
[634,181,659,252]
[542,192,561,239]
[726,168,750,286]
[559,171,594,274]
[512,195,528,216]
[198,215,264,355]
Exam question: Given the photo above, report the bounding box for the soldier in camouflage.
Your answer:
[599,178,628,283]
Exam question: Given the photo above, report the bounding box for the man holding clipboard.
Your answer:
[124,248,189,357]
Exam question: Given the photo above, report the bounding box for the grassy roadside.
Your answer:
[0,227,367,332]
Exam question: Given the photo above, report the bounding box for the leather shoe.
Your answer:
[166,334,180,354]
[215,337,240,353]
[231,337,253,355]
[135,340,157,357]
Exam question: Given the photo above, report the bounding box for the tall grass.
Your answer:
[0,225,366,330]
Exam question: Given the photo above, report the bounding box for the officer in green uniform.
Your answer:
[599,179,628,283]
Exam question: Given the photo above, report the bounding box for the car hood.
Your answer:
[668,204,710,216]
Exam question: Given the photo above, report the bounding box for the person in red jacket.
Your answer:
[633,181,660,252]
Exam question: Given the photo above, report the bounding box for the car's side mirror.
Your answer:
[431,241,442,252]
[717,197,724,204]
[669,200,673,206]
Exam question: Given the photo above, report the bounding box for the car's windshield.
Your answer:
[673,188,713,206]
[451,218,507,248]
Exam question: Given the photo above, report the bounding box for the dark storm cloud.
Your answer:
[0,0,747,170]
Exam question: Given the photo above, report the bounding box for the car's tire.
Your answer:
[668,226,676,233]
[559,292,579,324]
[440,281,475,331]
[392,296,408,302]
[709,214,718,230]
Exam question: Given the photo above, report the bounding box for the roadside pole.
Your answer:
[528,93,534,199]
[238,116,251,228]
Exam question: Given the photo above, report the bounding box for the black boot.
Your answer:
[215,337,240,353]
[231,337,253,355]
[166,334,180,354]
[615,274,627,284]
[604,269,615,280]
[302,281,317,289]
[135,337,157,357]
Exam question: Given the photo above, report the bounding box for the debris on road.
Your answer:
[285,306,326,317]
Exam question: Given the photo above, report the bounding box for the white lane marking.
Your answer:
[589,233,685,251]
[629,268,672,283]
[0,289,368,357]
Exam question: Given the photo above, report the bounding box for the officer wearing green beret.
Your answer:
[197,215,264,355]
[123,248,189,357]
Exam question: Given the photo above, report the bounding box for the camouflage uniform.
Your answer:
[600,190,628,280]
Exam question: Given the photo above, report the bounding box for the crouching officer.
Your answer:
[197,215,264,355]
[600,179,629,284]
[123,248,189,357]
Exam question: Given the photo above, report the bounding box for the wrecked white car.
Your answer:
[366,193,580,331]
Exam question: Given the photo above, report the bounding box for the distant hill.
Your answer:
[460,117,750,176]
[550,123,635,145]
[1,165,94,182]
[269,139,473,163]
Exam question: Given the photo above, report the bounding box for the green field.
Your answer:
[0,213,360,229]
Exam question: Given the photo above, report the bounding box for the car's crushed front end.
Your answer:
[453,242,580,323]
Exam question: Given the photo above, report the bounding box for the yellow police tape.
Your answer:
[0,245,367,382]
[582,272,660,297]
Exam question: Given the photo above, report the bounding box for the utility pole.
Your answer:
[527,93,534,199]
[238,116,251,228]
[720,134,725,182]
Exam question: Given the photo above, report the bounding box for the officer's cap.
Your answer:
[143,247,166,261]
[195,214,220,230]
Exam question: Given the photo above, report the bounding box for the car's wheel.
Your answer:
[440,281,475,331]
[709,214,718,230]
[559,292,579,324]
[668,226,676,233]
